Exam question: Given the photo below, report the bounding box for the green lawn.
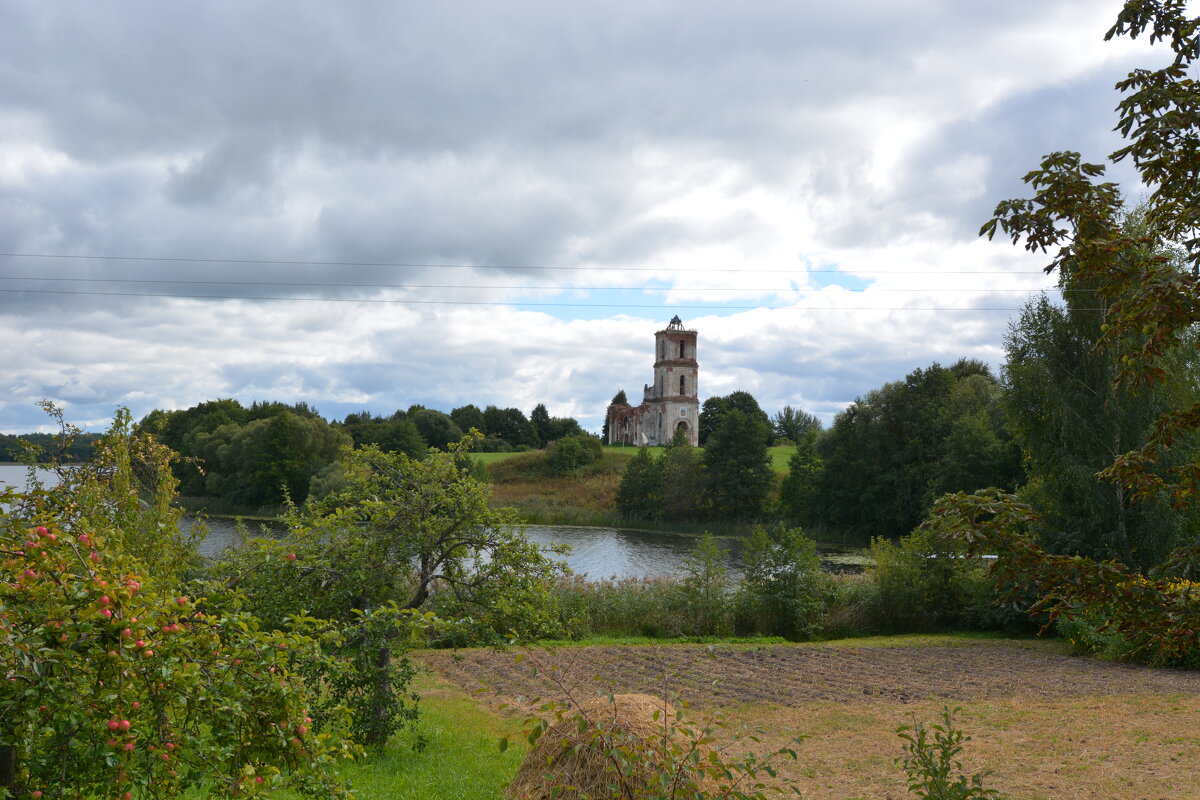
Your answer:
[769,444,797,473]
[276,678,526,800]
[476,443,797,474]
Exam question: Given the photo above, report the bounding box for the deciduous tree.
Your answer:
[981,0,1200,509]
[216,437,566,745]
[703,409,773,520]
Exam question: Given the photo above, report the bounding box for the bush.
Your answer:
[869,524,998,631]
[676,534,734,637]
[1054,581,1200,668]
[545,434,603,476]
[213,438,567,743]
[734,527,833,641]
[0,411,355,799]
[897,707,1004,799]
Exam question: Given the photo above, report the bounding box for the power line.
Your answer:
[0,287,1088,312]
[0,275,1072,293]
[0,251,1051,276]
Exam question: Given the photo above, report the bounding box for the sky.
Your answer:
[0,1,1164,434]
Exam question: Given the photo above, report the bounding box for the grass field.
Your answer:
[473,442,799,526]
[411,634,1200,800]
[476,444,798,472]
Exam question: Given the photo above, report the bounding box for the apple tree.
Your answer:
[0,416,356,799]
[215,436,567,747]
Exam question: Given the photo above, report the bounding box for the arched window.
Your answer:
[679,340,685,359]
[679,375,685,395]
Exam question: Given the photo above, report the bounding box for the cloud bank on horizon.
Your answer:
[0,1,1158,433]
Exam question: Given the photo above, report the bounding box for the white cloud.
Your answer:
[0,0,1158,433]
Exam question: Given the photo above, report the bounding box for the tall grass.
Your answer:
[177,495,286,519]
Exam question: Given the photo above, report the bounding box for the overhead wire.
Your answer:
[0,250,1079,310]
[0,251,1051,275]
[0,287,1093,312]
[0,275,1077,293]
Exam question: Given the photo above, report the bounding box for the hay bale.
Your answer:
[508,693,716,800]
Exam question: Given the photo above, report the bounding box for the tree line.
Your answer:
[0,431,102,463]
[615,207,1200,577]
[137,399,585,508]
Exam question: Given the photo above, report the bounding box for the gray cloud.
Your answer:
[0,0,1156,432]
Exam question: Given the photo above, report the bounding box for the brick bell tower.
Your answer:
[647,315,699,446]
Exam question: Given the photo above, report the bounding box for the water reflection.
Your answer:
[3,464,864,575]
[196,518,863,577]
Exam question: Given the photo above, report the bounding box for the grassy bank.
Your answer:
[479,443,802,527]
[483,449,632,526]
[177,495,286,520]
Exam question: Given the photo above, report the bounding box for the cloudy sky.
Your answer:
[0,1,1162,434]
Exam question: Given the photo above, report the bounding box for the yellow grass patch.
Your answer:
[425,639,1200,800]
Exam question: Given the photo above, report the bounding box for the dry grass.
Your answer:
[508,694,711,800]
[488,471,624,516]
[748,693,1200,800]
[426,638,1200,800]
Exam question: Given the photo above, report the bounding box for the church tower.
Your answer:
[607,315,701,447]
[646,315,699,445]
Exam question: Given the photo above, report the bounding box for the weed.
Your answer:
[896,707,1004,800]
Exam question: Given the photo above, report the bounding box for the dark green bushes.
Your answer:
[734,528,833,640]
[544,523,1035,644]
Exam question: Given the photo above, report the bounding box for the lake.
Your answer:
[1,463,866,577]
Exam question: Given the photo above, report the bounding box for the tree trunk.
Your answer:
[0,744,16,796]
[366,641,392,748]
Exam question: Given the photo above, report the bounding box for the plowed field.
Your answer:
[422,639,1200,799]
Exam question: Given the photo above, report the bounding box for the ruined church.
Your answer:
[606,316,700,447]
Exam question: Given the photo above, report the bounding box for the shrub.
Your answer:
[214,438,567,743]
[897,707,1004,799]
[734,527,833,641]
[869,523,996,631]
[1054,579,1200,668]
[676,534,734,637]
[545,434,604,476]
[0,500,354,799]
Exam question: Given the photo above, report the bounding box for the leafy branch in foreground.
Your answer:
[982,0,1200,509]
[924,489,1200,667]
[897,707,1003,800]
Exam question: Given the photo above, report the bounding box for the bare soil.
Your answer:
[422,638,1200,799]
[423,639,1200,710]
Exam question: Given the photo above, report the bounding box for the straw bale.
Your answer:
[508,693,718,800]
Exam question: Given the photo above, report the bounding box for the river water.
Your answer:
[1,463,865,578]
